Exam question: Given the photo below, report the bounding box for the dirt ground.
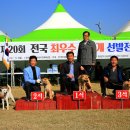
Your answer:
[0,83,130,130]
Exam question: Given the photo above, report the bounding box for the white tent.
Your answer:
[35,7,86,30]
[0,30,10,42]
[115,21,130,40]
[13,4,112,41]
[0,30,6,42]
[0,30,6,36]
[117,21,130,33]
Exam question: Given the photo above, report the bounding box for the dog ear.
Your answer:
[85,74,89,77]
[0,87,6,89]
[7,84,11,89]
[87,75,90,79]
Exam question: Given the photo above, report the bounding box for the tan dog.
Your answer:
[123,81,130,96]
[42,78,54,99]
[78,74,92,91]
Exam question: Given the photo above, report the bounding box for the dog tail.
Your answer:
[7,84,15,103]
[7,84,11,91]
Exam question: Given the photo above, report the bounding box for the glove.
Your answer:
[36,79,41,84]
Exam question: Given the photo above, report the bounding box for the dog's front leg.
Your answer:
[5,98,9,110]
[79,84,81,91]
[49,90,53,99]
[45,91,47,98]
[2,99,5,110]
[52,91,54,98]
[83,84,86,91]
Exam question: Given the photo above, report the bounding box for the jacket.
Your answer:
[103,64,124,83]
[60,61,81,81]
[77,40,96,65]
[23,66,41,84]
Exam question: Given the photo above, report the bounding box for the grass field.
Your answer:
[0,83,130,130]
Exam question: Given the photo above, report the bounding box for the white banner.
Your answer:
[0,40,130,61]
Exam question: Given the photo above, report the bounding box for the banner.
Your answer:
[0,40,130,61]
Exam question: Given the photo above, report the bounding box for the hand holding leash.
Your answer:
[36,79,41,84]
[67,74,74,79]
[80,66,84,70]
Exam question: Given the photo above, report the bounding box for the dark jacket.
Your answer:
[103,64,124,83]
[60,61,82,81]
[77,40,96,65]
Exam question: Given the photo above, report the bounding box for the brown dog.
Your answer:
[42,78,54,99]
[123,81,130,96]
[78,74,92,91]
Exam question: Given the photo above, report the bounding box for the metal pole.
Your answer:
[12,61,15,86]
[11,61,15,87]
[78,100,80,110]
[121,99,123,109]
[36,100,38,110]
[11,61,13,86]
[7,69,8,85]
[91,97,92,109]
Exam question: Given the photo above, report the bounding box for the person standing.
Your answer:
[77,31,96,77]
[23,56,41,101]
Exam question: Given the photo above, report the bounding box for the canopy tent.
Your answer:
[0,30,10,42]
[115,21,130,40]
[0,30,7,42]
[13,4,112,41]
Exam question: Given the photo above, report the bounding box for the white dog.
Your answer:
[0,84,15,110]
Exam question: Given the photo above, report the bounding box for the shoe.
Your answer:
[25,98,31,102]
[112,90,115,94]
[112,90,116,98]
[102,94,107,98]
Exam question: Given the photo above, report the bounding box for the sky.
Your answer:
[0,0,130,38]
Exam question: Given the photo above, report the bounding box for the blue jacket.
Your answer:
[23,66,41,84]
